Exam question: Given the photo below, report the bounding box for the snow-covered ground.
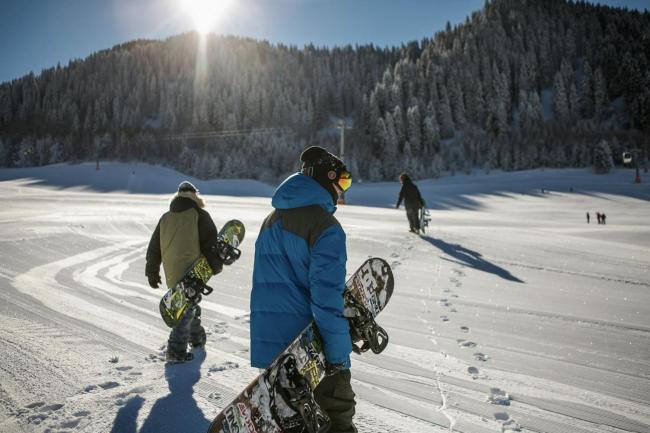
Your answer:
[0,162,649,433]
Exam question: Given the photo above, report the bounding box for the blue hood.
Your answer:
[272,173,336,213]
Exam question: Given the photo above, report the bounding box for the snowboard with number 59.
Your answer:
[208,257,394,433]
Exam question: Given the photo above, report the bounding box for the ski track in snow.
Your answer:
[1,168,650,433]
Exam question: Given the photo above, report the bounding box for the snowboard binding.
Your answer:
[182,276,214,302]
[266,354,330,433]
[213,237,241,265]
[344,294,389,354]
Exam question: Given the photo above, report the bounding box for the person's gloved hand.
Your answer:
[148,274,162,289]
[210,260,223,276]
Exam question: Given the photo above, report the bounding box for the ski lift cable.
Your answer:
[163,127,290,141]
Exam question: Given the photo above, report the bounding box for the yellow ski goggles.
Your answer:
[337,171,352,191]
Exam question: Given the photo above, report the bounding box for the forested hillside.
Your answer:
[1,0,648,181]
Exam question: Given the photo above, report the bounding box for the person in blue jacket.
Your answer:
[251,146,356,433]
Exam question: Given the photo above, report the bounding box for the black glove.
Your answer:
[210,260,223,276]
[148,274,161,289]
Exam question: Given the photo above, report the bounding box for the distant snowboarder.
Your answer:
[251,146,357,433]
[602,213,607,224]
[586,212,590,224]
[596,212,602,224]
[145,181,225,363]
[396,173,425,233]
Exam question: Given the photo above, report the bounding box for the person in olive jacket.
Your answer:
[395,172,425,233]
[145,181,223,363]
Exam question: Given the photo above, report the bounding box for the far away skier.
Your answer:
[145,181,225,363]
[251,146,357,433]
[395,172,425,233]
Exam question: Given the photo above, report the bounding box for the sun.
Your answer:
[179,0,232,34]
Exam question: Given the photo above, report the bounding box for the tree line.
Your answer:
[0,0,648,181]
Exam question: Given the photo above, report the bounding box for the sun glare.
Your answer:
[180,0,232,34]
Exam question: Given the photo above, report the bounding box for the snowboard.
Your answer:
[419,206,431,234]
[159,219,245,328]
[208,257,394,433]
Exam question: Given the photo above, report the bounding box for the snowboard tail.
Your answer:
[419,207,431,234]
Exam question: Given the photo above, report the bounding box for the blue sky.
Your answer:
[0,0,647,83]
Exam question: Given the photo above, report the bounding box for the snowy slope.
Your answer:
[0,163,649,433]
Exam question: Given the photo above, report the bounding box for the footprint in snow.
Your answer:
[453,269,466,277]
[208,361,239,375]
[23,402,64,425]
[449,278,459,284]
[115,366,133,371]
[473,352,489,362]
[234,314,250,323]
[437,299,450,307]
[391,260,401,268]
[443,288,452,293]
[440,315,449,322]
[83,382,119,392]
[457,339,477,348]
[501,418,522,432]
[389,252,400,258]
[460,326,469,333]
[487,388,511,406]
[449,307,458,313]
[39,404,64,412]
[212,321,228,334]
[467,366,479,379]
[451,294,459,298]
[59,417,81,428]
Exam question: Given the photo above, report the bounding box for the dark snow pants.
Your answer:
[313,369,357,433]
[406,206,420,232]
[167,304,205,356]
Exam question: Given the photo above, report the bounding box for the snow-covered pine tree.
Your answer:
[593,139,614,174]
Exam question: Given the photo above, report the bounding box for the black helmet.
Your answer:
[300,146,351,203]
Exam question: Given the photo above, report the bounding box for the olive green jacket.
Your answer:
[145,193,222,288]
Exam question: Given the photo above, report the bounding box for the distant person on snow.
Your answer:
[251,146,357,433]
[586,212,590,224]
[396,173,425,233]
[145,181,225,363]
[596,212,601,224]
[602,213,607,224]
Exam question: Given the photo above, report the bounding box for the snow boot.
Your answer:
[191,331,206,348]
[165,351,194,364]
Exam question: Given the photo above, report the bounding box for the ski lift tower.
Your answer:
[336,119,352,204]
[632,148,641,183]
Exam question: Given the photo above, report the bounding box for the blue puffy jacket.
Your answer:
[250,173,352,369]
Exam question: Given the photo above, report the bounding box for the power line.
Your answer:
[162,127,289,141]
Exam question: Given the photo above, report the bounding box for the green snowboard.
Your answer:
[159,219,245,328]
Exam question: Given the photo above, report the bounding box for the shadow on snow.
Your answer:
[110,349,211,433]
[421,235,524,283]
